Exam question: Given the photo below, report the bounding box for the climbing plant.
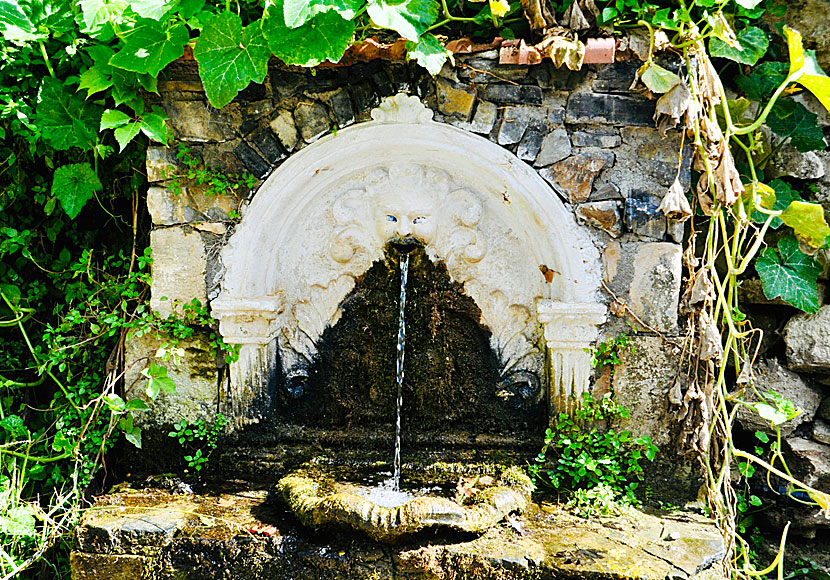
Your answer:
[1,0,829,578]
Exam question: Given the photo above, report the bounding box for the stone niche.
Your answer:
[130,55,690,475]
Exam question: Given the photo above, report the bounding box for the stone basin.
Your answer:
[71,474,726,580]
[276,464,533,542]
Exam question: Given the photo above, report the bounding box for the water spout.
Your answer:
[393,252,409,490]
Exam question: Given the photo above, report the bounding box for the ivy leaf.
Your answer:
[114,122,142,151]
[0,0,73,42]
[752,179,802,229]
[638,61,681,93]
[283,0,363,28]
[193,12,271,109]
[263,0,355,68]
[130,0,179,20]
[110,19,189,76]
[366,0,439,40]
[784,26,830,112]
[36,77,101,151]
[735,61,788,102]
[406,34,452,76]
[51,163,102,220]
[756,235,823,313]
[767,99,826,153]
[709,26,768,66]
[780,200,830,248]
[80,0,129,36]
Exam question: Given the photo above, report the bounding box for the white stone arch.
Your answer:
[212,94,606,422]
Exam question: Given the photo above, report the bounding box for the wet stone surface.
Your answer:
[72,480,726,580]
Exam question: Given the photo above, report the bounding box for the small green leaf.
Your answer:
[0,415,26,437]
[51,163,102,219]
[638,60,681,93]
[283,0,363,28]
[780,200,830,248]
[710,26,768,66]
[114,122,142,151]
[406,34,452,76]
[103,393,126,411]
[366,0,439,40]
[755,431,770,443]
[767,99,826,153]
[263,0,355,68]
[742,181,776,217]
[193,12,271,109]
[126,398,150,411]
[101,108,132,130]
[110,19,189,77]
[756,235,823,312]
[37,77,102,151]
[0,507,36,537]
[124,427,143,448]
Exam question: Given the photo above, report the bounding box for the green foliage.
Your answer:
[51,163,103,219]
[168,413,226,471]
[709,25,768,66]
[588,333,634,369]
[528,394,658,509]
[171,143,256,198]
[109,18,190,77]
[406,33,454,75]
[766,99,826,153]
[756,235,824,313]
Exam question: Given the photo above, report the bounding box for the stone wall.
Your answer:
[130,50,829,521]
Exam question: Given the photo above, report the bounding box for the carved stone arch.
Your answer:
[212,94,606,423]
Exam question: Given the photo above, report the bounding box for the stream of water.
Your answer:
[393,253,409,491]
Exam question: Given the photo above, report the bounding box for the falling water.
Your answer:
[393,253,410,491]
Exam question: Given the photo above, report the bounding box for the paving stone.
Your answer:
[547,149,614,203]
[566,92,656,126]
[497,109,530,145]
[628,242,682,333]
[247,128,285,165]
[436,78,476,121]
[572,128,622,148]
[483,84,543,105]
[269,110,299,152]
[470,100,497,134]
[516,125,545,161]
[233,141,270,178]
[784,306,830,372]
[534,128,571,167]
[294,101,331,143]
[735,359,823,437]
[575,200,622,237]
[150,227,207,317]
[327,88,355,127]
[625,189,667,240]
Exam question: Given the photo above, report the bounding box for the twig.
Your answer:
[601,281,683,348]
[457,63,519,85]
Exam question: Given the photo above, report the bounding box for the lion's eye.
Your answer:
[413,216,427,224]
[386,215,397,222]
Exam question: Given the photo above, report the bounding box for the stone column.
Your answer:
[537,300,606,418]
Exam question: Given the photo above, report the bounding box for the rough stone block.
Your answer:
[269,110,299,152]
[497,109,530,145]
[146,146,178,183]
[575,200,622,237]
[534,128,571,167]
[590,182,623,201]
[247,128,286,165]
[147,186,240,226]
[591,61,640,93]
[233,141,270,178]
[571,128,622,148]
[625,189,667,240]
[516,125,545,161]
[768,146,826,180]
[565,92,655,126]
[814,420,830,445]
[470,100,497,134]
[70,553,147,580]
[819,397,830,421]
[163,100,240,142]
[784,306,830,372]
[546,149,614,203]
[628,242,682,333]
[124,331,219,427]
[350,82,380,114]
[612,335,684,447]
[482,84,543,105]
[784,437,830,491]
[735,359,823,437]
[456,56,529,82]
[436,78,476,121]
[150,227,207,317]
[326,88,356,127]
[295,101,331,143]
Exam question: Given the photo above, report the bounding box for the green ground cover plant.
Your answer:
[0,0,828,578]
